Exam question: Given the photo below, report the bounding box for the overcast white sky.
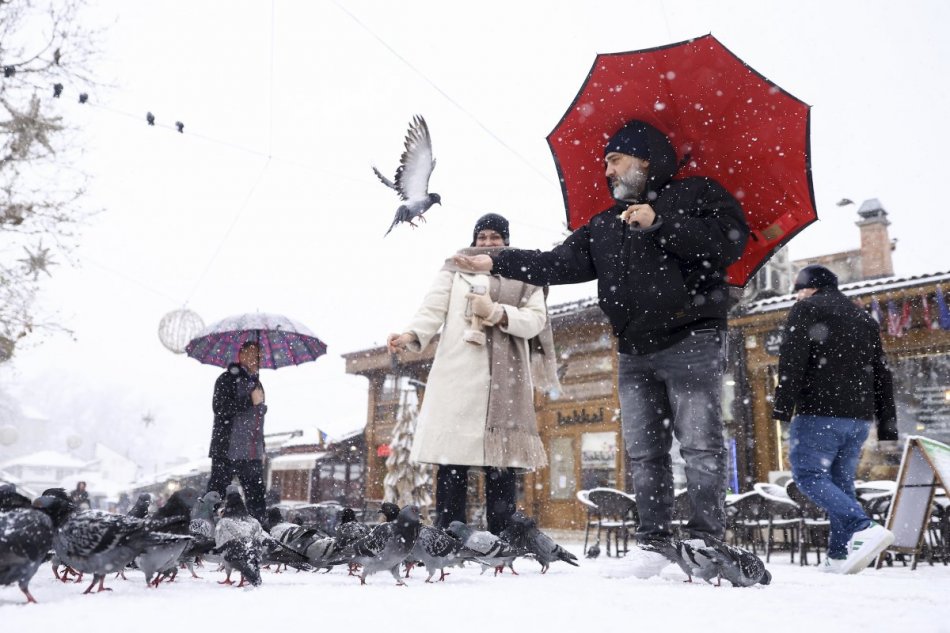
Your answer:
[2,0,948,472]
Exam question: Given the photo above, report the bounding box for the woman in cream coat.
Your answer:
[387,214,550,534]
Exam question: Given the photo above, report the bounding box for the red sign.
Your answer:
[376,444,391,457]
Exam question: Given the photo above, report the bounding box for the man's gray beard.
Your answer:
[611,166,648,200]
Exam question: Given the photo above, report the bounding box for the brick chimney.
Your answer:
[855,199,894,279]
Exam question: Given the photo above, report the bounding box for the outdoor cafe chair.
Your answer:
[753,482,801,563]
[785,480,830,566]
[585,487,639,557]
[724,490,768,554]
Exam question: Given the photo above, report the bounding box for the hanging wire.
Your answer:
[328,0,555,187]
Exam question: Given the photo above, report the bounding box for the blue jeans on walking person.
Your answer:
[789,415,873,559]
[618,330,727,542]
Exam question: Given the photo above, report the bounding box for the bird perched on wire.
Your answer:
[373,115,441,236]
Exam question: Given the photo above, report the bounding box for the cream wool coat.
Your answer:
[406,269,547,469]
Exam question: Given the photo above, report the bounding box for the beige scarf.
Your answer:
[442,248,559,469]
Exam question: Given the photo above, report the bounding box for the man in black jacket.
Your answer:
[773,265,897,574]
[454,119,749,578]
[207,341,268,524]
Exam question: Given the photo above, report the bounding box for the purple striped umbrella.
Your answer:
[184,313,327,369]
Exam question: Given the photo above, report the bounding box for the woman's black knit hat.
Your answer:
[471,213,510,246]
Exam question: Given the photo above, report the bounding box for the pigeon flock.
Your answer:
[1,482,768,604]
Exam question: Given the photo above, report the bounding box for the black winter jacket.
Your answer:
[208,363,266,460]
[771,288,897,440]
[492,121,749,354]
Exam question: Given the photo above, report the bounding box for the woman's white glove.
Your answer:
[466,292,504,326]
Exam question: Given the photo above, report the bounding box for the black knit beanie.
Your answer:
[471,213,510,246]
[793,265,838,291]
[604,120,651,160]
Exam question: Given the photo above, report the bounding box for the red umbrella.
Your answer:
[548,34,816,287]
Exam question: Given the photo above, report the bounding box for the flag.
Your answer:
[318,429,329,444]
[923,294,934,329]
[936,286,950,330]
[870,297,884,326]
[900,300,912,333]
[886,300,903,337]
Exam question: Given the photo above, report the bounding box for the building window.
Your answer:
[549,437,575,500]
[580,432,617,489]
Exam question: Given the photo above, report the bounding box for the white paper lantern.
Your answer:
[158,308,205,354]
[0,425,18,446]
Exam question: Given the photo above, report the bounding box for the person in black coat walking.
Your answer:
[453,119,749,578]
[773,264,897,574]
[207,340,268,525]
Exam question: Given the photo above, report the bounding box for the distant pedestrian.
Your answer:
[773,264,898,574]
[69,481,90,510]
[207,340,268,525]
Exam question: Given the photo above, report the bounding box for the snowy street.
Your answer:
[3,534,948,632]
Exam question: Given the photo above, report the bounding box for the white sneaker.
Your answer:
[820,557,846,574]
[604,543,670,579]
[840,522,895,575]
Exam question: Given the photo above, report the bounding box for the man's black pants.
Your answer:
[207,456,267,525]
[435,464,516,535]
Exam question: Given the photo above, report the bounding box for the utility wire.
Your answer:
[328,0,555,186]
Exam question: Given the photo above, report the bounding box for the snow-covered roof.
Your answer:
[270,452,326,471]
[0,469,40,498]
[0,450,88,470]
[742,270,950,315]
[548,296,599,318]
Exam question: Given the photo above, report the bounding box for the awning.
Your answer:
[269,452,326,471]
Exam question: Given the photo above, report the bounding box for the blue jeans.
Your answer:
[618,331,726,541]
[789,415,873,559]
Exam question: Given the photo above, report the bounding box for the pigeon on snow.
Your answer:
[506,512,578,573]
[347,505,421,585]
[33,494,187,594]
[408,524,471,582]
[585,539,601,559]
[373,115,441,236]
[1,489,55,603]
[127,493,152,519]
[690,536,771,587]
[134,488,197,586]
[446,521,526,576]
[213,489,264,587]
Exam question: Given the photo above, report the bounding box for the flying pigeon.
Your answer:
[691,536,771,587]
[347,505,421,585]
[213,490,264,587]
[506,512,578,573]
[373,115,441,236]
[1,498,55,603]
[33,494,187,595]
[446,521,526,576]
[408,524,470,582]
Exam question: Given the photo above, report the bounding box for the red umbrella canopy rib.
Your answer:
[547,35,816,286]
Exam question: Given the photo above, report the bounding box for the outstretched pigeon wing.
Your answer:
[393,115,436,203]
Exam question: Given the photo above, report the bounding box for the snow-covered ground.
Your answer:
[4,534,949,632]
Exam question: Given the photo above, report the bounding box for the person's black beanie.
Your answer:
[604,120,651,160]
[793,264,838,291]
[471,213,510,246]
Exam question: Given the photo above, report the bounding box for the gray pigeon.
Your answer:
[446,521,525,576]
[408,524,470,582]
[34,494,186,594]
[373,115,441,236]
[127,493,152,519]
[1,503,54,603]
[134,488,197,586]
[585,539,601,559]
[507,512,578,573]
[213,490,264,587]
[692,537,772,587]
[348,505,421,585]
[184,491,221,574]
[334,507,371,576]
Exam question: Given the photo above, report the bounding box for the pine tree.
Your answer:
[383,387,432,510]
